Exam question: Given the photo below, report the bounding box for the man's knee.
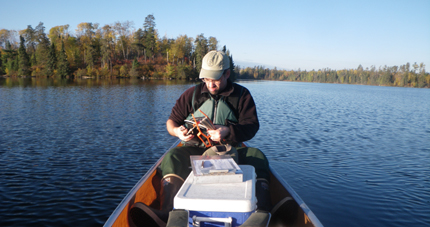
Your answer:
[237,147,270,181]
[160,148,187,176]
[237,147,268,163]
[246,147,267,159]
[160,146,204,179]
[163,147,184,162]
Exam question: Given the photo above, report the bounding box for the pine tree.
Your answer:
[133,28,145,58]
[30,53,37,67]
[0,50,3,75]
[57,40,70,78]
[46,42,57,76]
[143,14,156,60]
[18,36,31,76]
[132,58,139,69]
[229,54,236,82]
[2,41,18,76]
[129,58,140,77]
[84,42,98,69]
[144,27,156,59]
[34,22,50,68]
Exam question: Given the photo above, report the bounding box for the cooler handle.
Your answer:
[192,215,232,227]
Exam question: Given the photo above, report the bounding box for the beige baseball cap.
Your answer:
[199,50,230,80]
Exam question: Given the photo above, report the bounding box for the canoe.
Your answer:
[104,140,323,227]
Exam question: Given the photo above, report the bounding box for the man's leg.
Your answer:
[157,146,206,220]
[236,147,270,181]
[130,146,205,226]
[160,146,206,180]
[237,147,272,212]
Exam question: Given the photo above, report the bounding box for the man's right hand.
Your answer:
[174,125,194,142]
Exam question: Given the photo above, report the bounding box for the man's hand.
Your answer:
[174,125,194,142]
[167,119,194,141]
[207,125,230,142]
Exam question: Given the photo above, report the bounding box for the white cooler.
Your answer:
[174,164,257,226]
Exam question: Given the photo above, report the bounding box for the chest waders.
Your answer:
[187,84,243,124]
[184,84,244,146]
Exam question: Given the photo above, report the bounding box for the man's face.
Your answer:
[202,70,230,95]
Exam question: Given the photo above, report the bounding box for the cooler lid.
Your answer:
[174,165,257,212]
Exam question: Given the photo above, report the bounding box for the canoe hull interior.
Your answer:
[104,141,323,227]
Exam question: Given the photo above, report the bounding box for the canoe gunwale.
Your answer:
[269,165,323,227]
[103,140,181,227]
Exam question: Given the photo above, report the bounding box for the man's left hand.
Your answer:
[207,125,230,142]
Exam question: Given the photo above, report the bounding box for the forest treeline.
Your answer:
[0,15,235,80]
[1,14,428,88]
[237,63,429,88]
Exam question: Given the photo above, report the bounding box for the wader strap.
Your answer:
[191,84,198,113]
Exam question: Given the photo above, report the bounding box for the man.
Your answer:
[130,50,271,226]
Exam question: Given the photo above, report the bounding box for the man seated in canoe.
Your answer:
[133,50,272,226]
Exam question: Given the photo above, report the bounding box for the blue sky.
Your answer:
[1,0,429,71]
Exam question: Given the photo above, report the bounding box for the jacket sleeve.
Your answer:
[168,86,195,125]
[224,88,259,145]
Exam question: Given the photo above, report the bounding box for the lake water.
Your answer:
[0,78,429,227]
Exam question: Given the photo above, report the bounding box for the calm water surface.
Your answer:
[0,78,429,227]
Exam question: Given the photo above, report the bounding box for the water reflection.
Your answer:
[0,76,195,87]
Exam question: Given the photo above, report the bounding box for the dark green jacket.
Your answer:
[169,80,259,145]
